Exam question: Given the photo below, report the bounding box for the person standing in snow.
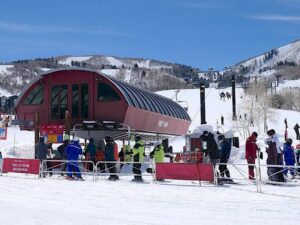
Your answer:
[201,131,222,184]
[245,132,258,180]
[218,134,232,181]
[131,135,145,182]
[35,136,49,178]
[57,138,69,176]
[65,137,83,180]
[221,115,224,125]
[104,136,119,181]
[85,138,96,171]
[294,123,300,140]
[283,138,296,178]
[265,129,285,182]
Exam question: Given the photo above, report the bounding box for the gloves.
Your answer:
[259,152,263,160]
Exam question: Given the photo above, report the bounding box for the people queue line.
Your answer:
[35,134,166,182]
[34,129,300,183]
[245,129,300,182]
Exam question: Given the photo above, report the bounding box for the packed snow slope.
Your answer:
[1,82,300,225]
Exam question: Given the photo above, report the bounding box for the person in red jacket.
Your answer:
[245,132,258,180]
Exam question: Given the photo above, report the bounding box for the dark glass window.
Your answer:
[51,85,68,119]
[71,84,89,119]
[72,84,79,118]
[97,83,120,102]
[23,85,44,105]
[81,84,88,118]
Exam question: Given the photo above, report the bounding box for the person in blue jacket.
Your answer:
[283,138,296,178]
[65,137,83,179]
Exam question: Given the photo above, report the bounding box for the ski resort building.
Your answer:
[14,68,191,140]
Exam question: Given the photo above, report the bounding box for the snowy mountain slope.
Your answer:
[0,55,193,96]
[0,65,14,74]
[58,56,92,66]
[236,39,300,77]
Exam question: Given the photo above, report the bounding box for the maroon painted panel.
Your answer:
[124,106,190,135]
[156,163,214,181]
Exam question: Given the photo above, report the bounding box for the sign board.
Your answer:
[0,127,7,140]
[2,158,40,175]
[40,124,64,143]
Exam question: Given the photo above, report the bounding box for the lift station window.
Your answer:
[72,84,89,119]
[97,83,120,102]
[23,85,44,105]
[51,85,68,119]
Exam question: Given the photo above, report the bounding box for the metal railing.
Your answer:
[40,159,155,182]
[95,161,155,181]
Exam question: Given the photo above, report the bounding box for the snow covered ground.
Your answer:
[1,85,300,224]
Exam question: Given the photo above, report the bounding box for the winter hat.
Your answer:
[105,136,111,142]
[39,136,45,143]
[286,138,293,145]
[267,129,275,136]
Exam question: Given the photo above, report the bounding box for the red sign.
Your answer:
[2,158,40,175]
[40,124,64,143]
[0,127,7,140]
[156,163,214,181]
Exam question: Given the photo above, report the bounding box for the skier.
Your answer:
[265,129,285,182]
[294,123,300,140]
[150,142,164,167]
[131,135,145,182]
[201,131,222,184]
[283,138,296,178]
[35,136,49,178]
[245,132,258,180]
[57,138,69,176]
[65,137,83,180]
[85,138,96,171]
[218,134,232,182]
[104,136,119,180]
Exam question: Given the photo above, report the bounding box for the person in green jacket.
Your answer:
[132,135,145,182]
[148,142,165,181]
[150,143,165,163]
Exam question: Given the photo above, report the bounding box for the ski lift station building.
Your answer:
[14,68,191,139]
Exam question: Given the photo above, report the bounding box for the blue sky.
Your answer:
[1,0,300,70]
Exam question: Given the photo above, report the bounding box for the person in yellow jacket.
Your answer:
[148,143,165,181]
[150,143,165,163]
[132,135,145,182]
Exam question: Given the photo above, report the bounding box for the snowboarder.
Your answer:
[294,123,300,140]
[245,132,258,180]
